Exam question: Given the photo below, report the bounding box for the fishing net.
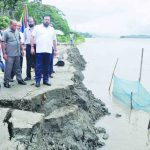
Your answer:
[112,75,150,111]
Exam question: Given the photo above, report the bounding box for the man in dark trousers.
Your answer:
[31,15,57,87]
[1,20,26,88]
[24,17,36,81]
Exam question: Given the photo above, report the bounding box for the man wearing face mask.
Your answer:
[31,14,57,87]
[24,17,36,81]
[1,20,26,88]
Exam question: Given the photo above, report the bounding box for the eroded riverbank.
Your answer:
[0,46,109,150]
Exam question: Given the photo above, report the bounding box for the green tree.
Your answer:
[0,0,27,16]
[14,2,84,44]
[0,16,10,30]
[15,2,70,34]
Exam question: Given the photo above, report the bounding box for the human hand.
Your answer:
[31,47,35,55]
[54,50,57,57]
[21,50,24,57]
[3,53,7,60]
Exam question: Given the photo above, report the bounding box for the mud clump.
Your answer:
[23,47,109,150]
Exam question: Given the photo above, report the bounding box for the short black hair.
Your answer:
[28,17,36,25]
[28,17,34,22]
[43,14,50,19]
[10,19,17,25]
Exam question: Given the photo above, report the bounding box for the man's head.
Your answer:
[10,20,17,31]
[17,22,22,31]
[28,17,35,28]
[43,15,50,27]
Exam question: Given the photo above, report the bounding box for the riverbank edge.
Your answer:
[1,46,109,150]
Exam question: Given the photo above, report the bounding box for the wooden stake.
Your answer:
[139,48,144,83]
[148,119,150,129]
[108,58,119,93]
[131,92,133,110]
[129,92,133,123]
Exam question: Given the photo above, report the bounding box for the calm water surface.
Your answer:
[78,38,150,150]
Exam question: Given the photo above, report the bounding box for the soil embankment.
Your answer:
[0,46,109,150]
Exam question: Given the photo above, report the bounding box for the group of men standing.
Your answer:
[0,14,57,88]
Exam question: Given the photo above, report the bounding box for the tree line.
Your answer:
[0,0,85,43]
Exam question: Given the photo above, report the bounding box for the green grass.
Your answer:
[57,34,85,45]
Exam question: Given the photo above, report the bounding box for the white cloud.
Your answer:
[42,0,150,35]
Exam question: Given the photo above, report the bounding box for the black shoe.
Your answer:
[52,71,55,73]
[24,77,31,81]
[18,80,26,85]
[49,75,53,78]
[10,79,14,82]
[43,82,51,86]
[35,82,40,87]
[4,82,11,88]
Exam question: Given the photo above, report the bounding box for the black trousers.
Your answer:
[26,44,36,78]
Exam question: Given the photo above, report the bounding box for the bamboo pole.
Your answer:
[129,92,133,123]
[139,48,144,83]
[148,119,150,129]
[108,58,119,93]
[131,92,133,110]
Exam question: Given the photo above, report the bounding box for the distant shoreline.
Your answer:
[120,35,150,39]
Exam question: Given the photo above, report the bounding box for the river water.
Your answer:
[78,38,150,150]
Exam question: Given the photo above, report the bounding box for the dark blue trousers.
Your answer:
[35,53,52,83]
[49,48,54,76]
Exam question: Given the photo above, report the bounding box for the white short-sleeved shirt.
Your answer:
[24,27,36,44]
[0,33,4,63]
[20,32,24,44]
[32,24,56,53]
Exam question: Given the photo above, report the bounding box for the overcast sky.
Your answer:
[42,0,150,36]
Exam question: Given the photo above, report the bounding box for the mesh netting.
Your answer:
[112,75,150,111]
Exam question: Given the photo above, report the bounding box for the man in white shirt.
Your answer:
[0,30,5,72]
[31,15,57,87]
[24,17,36,81]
